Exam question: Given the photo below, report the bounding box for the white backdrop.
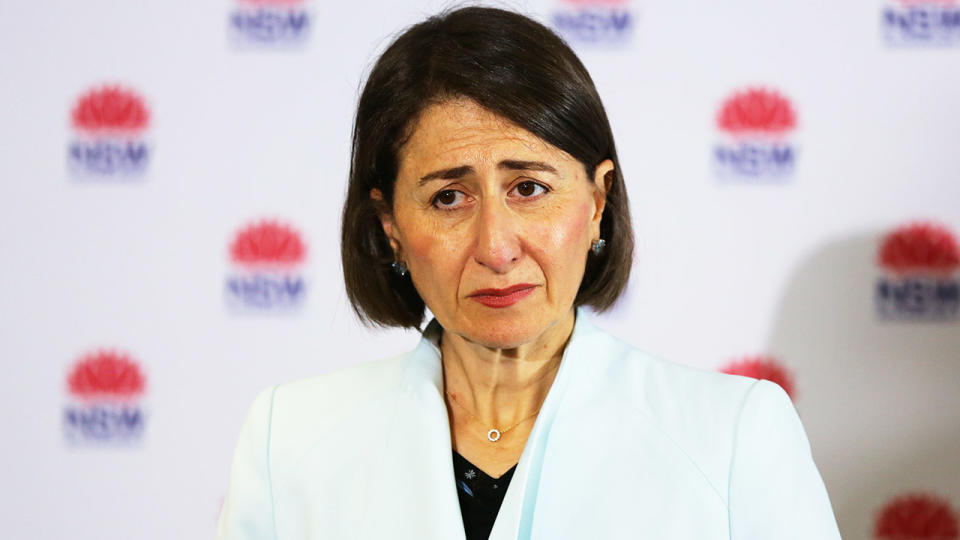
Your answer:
[1,0,958,538]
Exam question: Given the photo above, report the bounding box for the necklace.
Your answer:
[445,391,542,443]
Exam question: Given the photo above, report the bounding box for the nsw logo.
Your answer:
[551,0,634,44]
[713,87,798,181]
[876,221,960,321]
[63,350,147,444]
[226,219,308,310]
[882,0,960,46]
[873,492,958,539]
[229,0,311,46]
[719,355,797,401]
[68,85,151,178]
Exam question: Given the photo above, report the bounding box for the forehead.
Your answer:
[398,99,572,172]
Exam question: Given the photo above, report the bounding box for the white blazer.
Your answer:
[217,309,842,539]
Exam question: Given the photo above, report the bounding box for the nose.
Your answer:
[472,199,521,274]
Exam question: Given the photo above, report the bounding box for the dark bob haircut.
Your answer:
[341,6,634,330]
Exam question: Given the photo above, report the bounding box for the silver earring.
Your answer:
[591,238,607,256]
[391,261,408,277]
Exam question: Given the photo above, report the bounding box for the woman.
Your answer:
[218,7,841,540]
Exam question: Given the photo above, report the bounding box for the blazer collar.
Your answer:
[400,307,603,539]
[402,306,599,397]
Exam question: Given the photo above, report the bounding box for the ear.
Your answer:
[369,188,403,257]
[589,159,614,239]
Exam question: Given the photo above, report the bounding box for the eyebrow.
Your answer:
[418,160,558,185]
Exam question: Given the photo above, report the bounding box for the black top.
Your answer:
[452,450,518,540]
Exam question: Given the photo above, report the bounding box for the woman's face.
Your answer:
[377,98,612,349]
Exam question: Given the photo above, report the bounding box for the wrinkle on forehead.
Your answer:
[398,98,567,177]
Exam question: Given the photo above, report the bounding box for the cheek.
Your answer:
[405,233,434,262]
[528,202,593,268]
[402,219,464,274]
[546,202,593,249]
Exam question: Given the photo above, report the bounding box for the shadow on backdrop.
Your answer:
[765,232,960,540]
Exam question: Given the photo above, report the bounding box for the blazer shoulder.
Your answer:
[247,349,420,472]
[583,327,764,503]
[587,328,759,416]
[270,350,412,417]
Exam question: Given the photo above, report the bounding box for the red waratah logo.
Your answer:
[230,220,306,267]
[875,221,960,320]
[226,218,308,309]
[717,88,797,136]
[67,350,146,400]
[68,84,152,177]
[720,355,796,400]
[71,86,150,135]
[878,222,960,276]
[63,349,147,443]
[874,493,959,539]
[712,86,797,179]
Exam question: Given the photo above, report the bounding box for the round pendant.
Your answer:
[487,429,501,442]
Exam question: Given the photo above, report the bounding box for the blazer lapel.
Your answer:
[398,308,600,540]
[489,308,599,540]
[349,309,730,539]
[393,319,468,540]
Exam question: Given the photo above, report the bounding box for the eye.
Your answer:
[511,181,548,199]
[432,189,468,209]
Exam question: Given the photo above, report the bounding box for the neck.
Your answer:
[440,308,576,427]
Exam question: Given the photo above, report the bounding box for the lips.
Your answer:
[468,283,537,308]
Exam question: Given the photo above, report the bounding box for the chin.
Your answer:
[469,332,534,350]
[459,310,545,350]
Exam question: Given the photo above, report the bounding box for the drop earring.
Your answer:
[391,260,408,277]
[591,238,606,256]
